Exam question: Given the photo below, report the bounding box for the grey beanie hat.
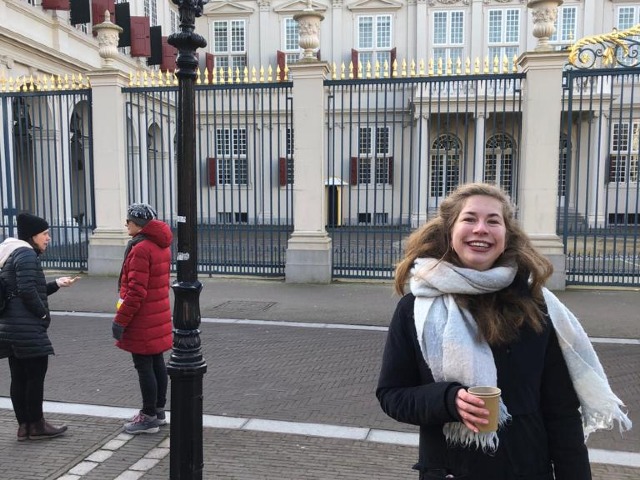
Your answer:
[127,203,157,227]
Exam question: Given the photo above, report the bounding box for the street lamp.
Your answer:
[167,1,208,479]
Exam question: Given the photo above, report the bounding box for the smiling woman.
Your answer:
[376,183,631,480]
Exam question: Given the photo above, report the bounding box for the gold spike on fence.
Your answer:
[127,54,518,89]
[0,72,90,92]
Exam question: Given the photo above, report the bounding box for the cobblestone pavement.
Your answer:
[0,277,637,479]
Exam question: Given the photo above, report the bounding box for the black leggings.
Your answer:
[132,353,168,416]
[8,355,49,424]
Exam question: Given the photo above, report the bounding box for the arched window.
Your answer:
[484,133,514,196]
[430,134,461,198]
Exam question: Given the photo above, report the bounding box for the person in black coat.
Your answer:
[377,183,631,480]
[0,213,79,441]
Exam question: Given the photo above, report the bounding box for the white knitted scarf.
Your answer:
[410,258,632,452]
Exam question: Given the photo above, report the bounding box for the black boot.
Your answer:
[17,423,28,442]
[28,418,67,440]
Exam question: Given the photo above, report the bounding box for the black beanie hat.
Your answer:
[127,203,157,227]
[17,213,49,241]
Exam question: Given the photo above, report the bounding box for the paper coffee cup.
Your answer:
[467,386,501,433]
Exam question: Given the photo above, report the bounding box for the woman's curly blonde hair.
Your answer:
[395,183,554,344]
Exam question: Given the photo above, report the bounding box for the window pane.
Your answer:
[561,7,576,42]
[617,7,636,30]
[234,159,248,185]
[359,51,373,69]
[231,20,245,52]
[284,18,299,51]
[505,10,520,43]
[376,127,389,155]
[377,15,391,49]
[451,11,464,45]
[433,12,447,45]
[359,159,371,184]
[359,17,374,49]
[359,127,372,155]
[488,10,502,44]
[214,22,228,52]
[375,157,389,184]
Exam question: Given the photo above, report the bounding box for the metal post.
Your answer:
[167,1,208,479]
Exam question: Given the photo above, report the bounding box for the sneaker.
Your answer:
[156,408,167,426]
[124,411,159,434]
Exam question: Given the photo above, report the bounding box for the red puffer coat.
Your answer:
[115,219,173,355]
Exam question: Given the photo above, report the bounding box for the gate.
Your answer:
[325,73,524,279]
[0,82,94,270]
[560,67,640,286]
[123,79,293,276]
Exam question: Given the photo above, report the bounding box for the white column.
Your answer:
[474,114,485,181]
[285,62,332,283]
[589,112,608,227]
[415,1,428,63]
[412,112,429,228]
[86,69,130,275]
[331,2,343,63]
[518,51,567,289]
[470,0,484,63]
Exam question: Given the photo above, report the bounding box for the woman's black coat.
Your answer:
[0,247,59,358]
[376,294,591,480]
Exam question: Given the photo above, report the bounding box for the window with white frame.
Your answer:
[550,6,577,49]
[144,0,158,26]
[357,14,392,69]
[487,9,520,70]
[283,18,301,64]
[170,10,179,34]
[358,126,391,185]
[216,128,248,185]
[213,20,247,70]
[617,5,640,30]
[432,11,464,67]
[430,134,461,198]
[609,122,639,184]
[484,134,514,196]
[616,5,640,66]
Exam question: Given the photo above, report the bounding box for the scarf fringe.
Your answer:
[444,401,512,453]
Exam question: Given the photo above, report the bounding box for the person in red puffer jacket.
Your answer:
[112,203,173,434]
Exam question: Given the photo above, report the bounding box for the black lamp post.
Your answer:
[167,1,208,479]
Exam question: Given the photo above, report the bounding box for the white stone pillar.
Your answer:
[589,112,608,227]
[412,113,429,228]
[415,1,427,64]
[518,51,567,289]
[87,69,130,274]
[474,114,485,181]
[285,62,332,282]
[470,0,484,62]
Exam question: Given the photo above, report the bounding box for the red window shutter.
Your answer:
[42,0,70,9]
[350,157,358,185]
[91,0,114,27]
[276,50,286,81]
[388,157,394,185]
[351,49,359,79]
[160,36,178,72]
[207,158,217,186]
[206,53,215,83]
[390,47,397,76]
[130,16,151,57]
[279,157,287,186]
